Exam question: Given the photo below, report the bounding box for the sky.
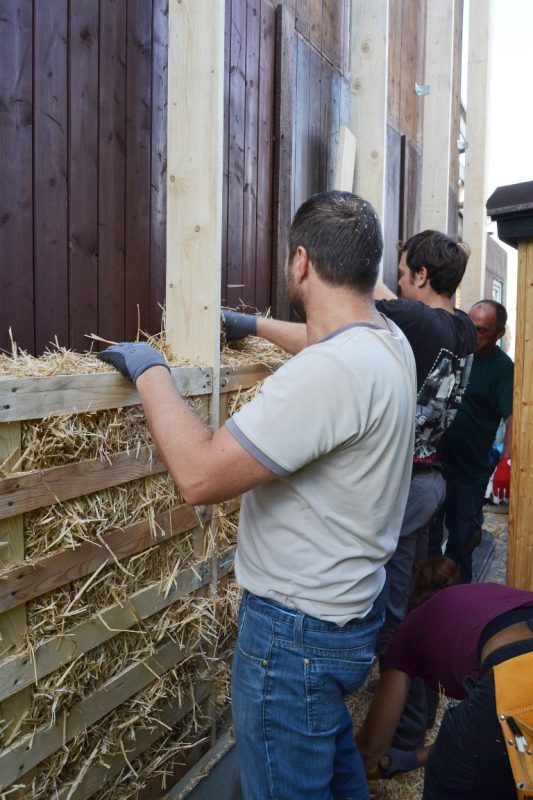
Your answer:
[480,0,533,354]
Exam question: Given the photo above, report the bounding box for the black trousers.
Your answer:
[423,638,533,800]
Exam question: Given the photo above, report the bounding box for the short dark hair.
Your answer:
[401,230,470,297]
[288,191,383,293]
[470,299,507,330]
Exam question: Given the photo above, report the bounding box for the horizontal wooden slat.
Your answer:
[0,445,166,520]
[0,547,236,702]
[54,683,212,800]
[0,503,205,614]
[165,728,235,799]
[0,638,198,788]
[0,362,280,423]
[219,361,280,393]
[0,366,212,422]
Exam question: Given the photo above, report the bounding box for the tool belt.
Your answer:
[495,651,533,800]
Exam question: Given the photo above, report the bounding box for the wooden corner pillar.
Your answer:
[419,0,455,231]
[460,0,493,309]
[349,0,389,260]
[487,181,533,590]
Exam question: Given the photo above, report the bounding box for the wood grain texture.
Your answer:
[0,446,166,520]
[0,503,207,614]
[0,0,34,354]
[53,682,212,800]
[0,366,212,423]
[0,547,236,702]
[33,0,69,353]
[508,239,533,590]
[0,639,197,787]
[0,422,31,746]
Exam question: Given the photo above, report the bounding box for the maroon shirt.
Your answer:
[382,583,533,699]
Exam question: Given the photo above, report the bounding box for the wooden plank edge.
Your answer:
[0,362,280,422]
[0,445,166,521]
[0,547,236,702]
[0,367,212,423]
[53,682,212,800]
[164,728,236,800]
[0,638,203,788]
[0,503,205,614]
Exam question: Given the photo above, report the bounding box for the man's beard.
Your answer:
[286,280,306,322]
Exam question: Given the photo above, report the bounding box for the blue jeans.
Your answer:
[428,480,486,582]
[231,589,385,800]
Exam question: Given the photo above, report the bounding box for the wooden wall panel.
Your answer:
[98,0,127,343]
[0,1,34,355]
[34,0,69,354]
[149,0,169,333]
[125,0,152,339]
[68,0,99,351]
[255,1,276,310]
[242,0,261,308]
[383,125,402,289]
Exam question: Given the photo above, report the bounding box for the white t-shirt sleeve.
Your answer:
[226,348,362,475]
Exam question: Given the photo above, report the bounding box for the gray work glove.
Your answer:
[222,310,257,341]
[97,342,170,383]
[378,747,421,778]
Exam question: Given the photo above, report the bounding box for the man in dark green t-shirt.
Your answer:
[429,300,514,581]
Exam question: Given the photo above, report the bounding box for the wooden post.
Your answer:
[0,423,31,745]
[508,237,533,589]
[334,126,357,192]
[487,181,533,590]
[165,0,224,371]
[349,0,389,248]
[419,0,455,231]
[460,0,493,309]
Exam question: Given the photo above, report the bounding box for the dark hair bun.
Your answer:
[408,557,459,611]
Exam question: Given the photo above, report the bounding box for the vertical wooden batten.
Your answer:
[419,0,455,231]
[349,0,389,250]
[165,0,224,372]
[460,0,493,309]
[487,181,533,590]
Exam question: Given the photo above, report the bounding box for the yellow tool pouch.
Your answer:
[494,651,533,800]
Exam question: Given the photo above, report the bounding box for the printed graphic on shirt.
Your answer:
[415,349,473,459]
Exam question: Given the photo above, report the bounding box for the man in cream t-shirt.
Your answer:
[98,190,416,800]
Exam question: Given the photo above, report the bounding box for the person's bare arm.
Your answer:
[373,280,397,301]
[256,317,307,354]
[356,669,410,773]
[136,367,275,505]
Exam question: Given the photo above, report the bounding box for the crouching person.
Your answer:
[356,557,533,800]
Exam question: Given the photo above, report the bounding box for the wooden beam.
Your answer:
[0,367,212,423]
[0,639,198,787]
[0,547,235,703]
[0,445,166,520]
[508,238,533,589]
[271,4,295,320]
[54,684,212,800]
[0,363,281,423]
[350,0,389,240]
[419,0,455,231]
[0,422,31,743]
[165,0,224,364]
[460,0,493,309]
[165,728,236,799]
[0,503,205,613]
[334,126,357,192]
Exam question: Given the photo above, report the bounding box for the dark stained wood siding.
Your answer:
[1,0,350,352]
[0,0,169,356]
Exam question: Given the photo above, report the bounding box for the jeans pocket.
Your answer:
[304,653,375,734]
[237,604,273,666]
